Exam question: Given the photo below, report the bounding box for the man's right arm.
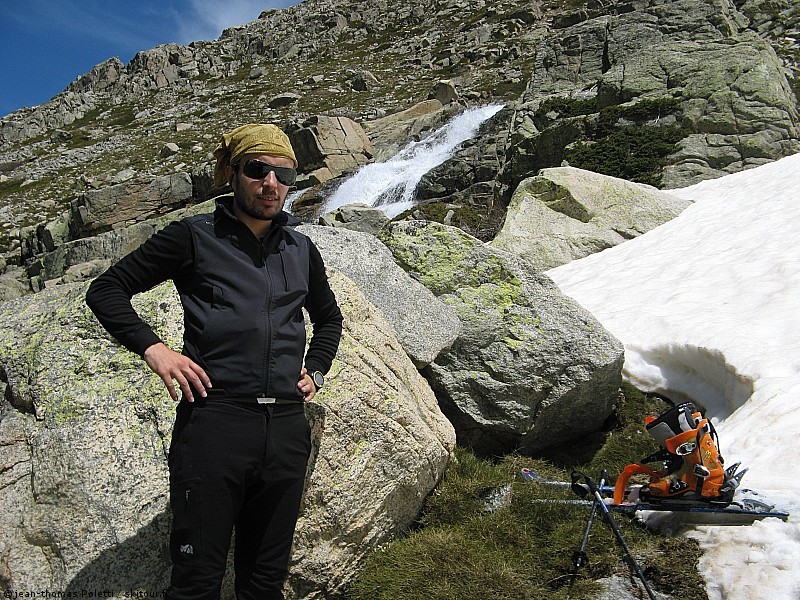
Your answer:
[86,220,211,401]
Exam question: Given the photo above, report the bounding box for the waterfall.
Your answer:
[317,103,504,219]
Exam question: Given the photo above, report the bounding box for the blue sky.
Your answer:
[0,0,297,117]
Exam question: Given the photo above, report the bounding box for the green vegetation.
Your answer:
[529,96,689,186]
[0,177,21,196]
[78,103,137,128]
[566,125,688,187]
[345,384,708,600]
[65,131,94,150]
[594,97,683,136]
[106,105,137,128]
[536,95,681,129]
[541,0,588,11]
[491,77,531,101]
[554,96,689,187]
[536,96,599,123]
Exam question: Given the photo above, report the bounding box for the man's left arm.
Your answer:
[298,241,343,399]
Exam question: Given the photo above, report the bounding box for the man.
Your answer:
[86,124,343,599]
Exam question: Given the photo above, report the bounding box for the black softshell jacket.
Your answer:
[86,197,343,400]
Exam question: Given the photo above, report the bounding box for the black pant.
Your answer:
[165,398,311,600]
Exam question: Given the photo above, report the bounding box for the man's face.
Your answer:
[228,153,294,224]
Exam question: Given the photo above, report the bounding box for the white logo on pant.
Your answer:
[180,544,194,555]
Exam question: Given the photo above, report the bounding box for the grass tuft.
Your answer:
[345,384,709,600]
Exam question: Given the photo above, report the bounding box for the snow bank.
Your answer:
[547,154,800,600]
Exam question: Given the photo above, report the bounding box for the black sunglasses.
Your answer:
[237,159,297,186]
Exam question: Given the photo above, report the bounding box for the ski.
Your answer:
[528,497,788,521]
[520,468,790,522]
[620,498,788,519]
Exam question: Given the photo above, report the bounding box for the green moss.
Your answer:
[503,333,530,352]
[453,281,523,317]
[387,221,525,292]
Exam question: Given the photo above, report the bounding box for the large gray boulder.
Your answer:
[20,173,194,264]
[30,222,156,285]
[289,272,455,598]
[298,225,460,368]
[290,115,375,188]
[318,203,390,237]
[381,221,624,456]
[491,167,693,270]
[0,283,176,594]
[0,266,29,301]
[69,172,193,238]
[0,271,455,598]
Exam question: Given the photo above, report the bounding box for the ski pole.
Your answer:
[572,469,608,575]
[572,471,657,600]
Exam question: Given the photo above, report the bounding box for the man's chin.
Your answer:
[243,204,284,222]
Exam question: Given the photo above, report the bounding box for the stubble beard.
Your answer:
[233,176,286,223]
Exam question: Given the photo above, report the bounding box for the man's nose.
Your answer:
[261,170,279,187]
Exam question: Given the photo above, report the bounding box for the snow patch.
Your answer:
[548,153,800,600]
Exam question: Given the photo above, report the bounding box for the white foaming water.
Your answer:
[319,103,505,218]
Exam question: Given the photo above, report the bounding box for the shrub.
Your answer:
[566,124,689,187]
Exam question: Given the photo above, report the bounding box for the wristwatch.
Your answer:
[309,370,324,390]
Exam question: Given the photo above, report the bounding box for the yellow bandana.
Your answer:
[212,124,297,186]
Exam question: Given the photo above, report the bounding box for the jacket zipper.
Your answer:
[279,244,288,290]
[261,243,273,396]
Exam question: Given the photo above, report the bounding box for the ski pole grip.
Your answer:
[570,470,590,498]
[583,473,602,497]
[572,470,604,500]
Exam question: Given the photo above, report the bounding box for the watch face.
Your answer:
[311,372,324,388]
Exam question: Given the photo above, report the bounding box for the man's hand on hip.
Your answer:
[143,342,212,402]
[297,368,316,402]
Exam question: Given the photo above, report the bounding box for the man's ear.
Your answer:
[225,164,236,187]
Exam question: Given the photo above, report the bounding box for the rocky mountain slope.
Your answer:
[2,1,799,595]
[1,0,798,276]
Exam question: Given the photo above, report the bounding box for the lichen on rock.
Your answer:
[381,220,624,456]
